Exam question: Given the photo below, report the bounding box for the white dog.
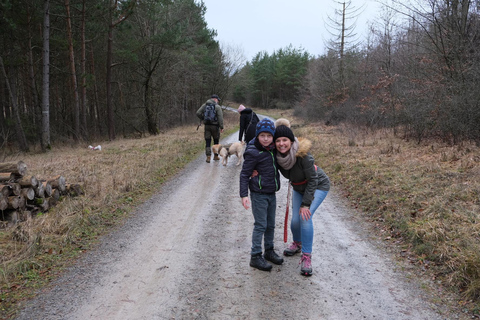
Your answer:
[212,141,246,166]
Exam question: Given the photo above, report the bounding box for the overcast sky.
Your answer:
[200,0,383,62]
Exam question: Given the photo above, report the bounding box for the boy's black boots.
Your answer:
[250,254,272,271]
[264,249,284,265]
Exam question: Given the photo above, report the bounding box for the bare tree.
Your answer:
[325,0,365,86]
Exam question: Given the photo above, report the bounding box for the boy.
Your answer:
[240,118,283,271]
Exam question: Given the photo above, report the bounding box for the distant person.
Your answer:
[240,118,283,271]
[273,119,330,277]
[196,94,224,163]
[238,104,259,143]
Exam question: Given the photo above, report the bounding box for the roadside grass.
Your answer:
[299,122,480,314]
[0,110,239,319]
[2,106,480,317]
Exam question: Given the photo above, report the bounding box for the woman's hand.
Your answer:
[251,170,258,178]
[242,197,250,210]
[300,206,311,221]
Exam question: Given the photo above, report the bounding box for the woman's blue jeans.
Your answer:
[250,192,276,256]
[290,189,328,253]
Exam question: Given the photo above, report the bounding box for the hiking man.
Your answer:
[196,94,224,163]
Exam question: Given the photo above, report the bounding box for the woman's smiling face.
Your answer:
[275,137,292,154]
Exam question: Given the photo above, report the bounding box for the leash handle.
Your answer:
[284,184,291,243]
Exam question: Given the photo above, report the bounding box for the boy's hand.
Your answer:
[242,197,250,210]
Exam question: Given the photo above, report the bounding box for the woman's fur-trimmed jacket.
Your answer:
[278,137,330,207]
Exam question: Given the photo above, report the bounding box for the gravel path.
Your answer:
[14,133,456,320]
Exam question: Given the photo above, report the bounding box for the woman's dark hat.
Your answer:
[274,125,295,142]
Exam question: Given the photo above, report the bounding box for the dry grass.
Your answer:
[296,121,480,313]
[0,110,239,318]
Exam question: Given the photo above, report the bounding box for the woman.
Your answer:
[273,119,330,276]
[238,104,259,143]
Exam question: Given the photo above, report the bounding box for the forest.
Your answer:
[1,0,480,153]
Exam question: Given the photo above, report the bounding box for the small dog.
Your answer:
[212,141,246,166]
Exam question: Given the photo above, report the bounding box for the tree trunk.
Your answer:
[65,0,81,141]
[106,20,115,140]
[27,7,42,147]
[42,0,51,150]
[0,57,29,152]
[80,0,88,139]
[105,0,135,141]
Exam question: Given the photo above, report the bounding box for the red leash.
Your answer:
[284,184,291,243]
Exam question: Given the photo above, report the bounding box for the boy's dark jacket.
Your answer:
[239,139,280,197]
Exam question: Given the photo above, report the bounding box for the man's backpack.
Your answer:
[203,103,217,125]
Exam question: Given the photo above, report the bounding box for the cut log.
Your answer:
[0,184,12,196]
[26,204,41,216]
[8,183,21,196]
[6,210,19,225]
[47,175,66,193]
[18,175,39,188]
[40,199,49,212]
[32,197,49,211]
[0,161,27,176]
[0,194,8,210]
[20,210,33,221]
[34,182,45,197]
[20,187,35,201]
[7,195,23,209]
[66,183,84,196]
[47,196,57,207]
[51,188,60,201]
[0,172,14,182]
[42,181,53,197]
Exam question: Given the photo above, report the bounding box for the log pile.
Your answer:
[0,161,84,225]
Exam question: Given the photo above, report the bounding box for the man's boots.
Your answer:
[206,155,211,163]
[250,253,272,271]
[213,154,220,161]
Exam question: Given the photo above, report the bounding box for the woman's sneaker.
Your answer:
[283,241,302,256]
[300,253,312,276]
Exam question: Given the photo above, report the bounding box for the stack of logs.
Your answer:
[0,161,83,224]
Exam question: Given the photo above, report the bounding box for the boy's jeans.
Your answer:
[250,192,276,256]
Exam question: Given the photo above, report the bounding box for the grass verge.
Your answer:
[0,110,239,319]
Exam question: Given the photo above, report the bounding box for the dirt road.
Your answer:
[15,132,455,320]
